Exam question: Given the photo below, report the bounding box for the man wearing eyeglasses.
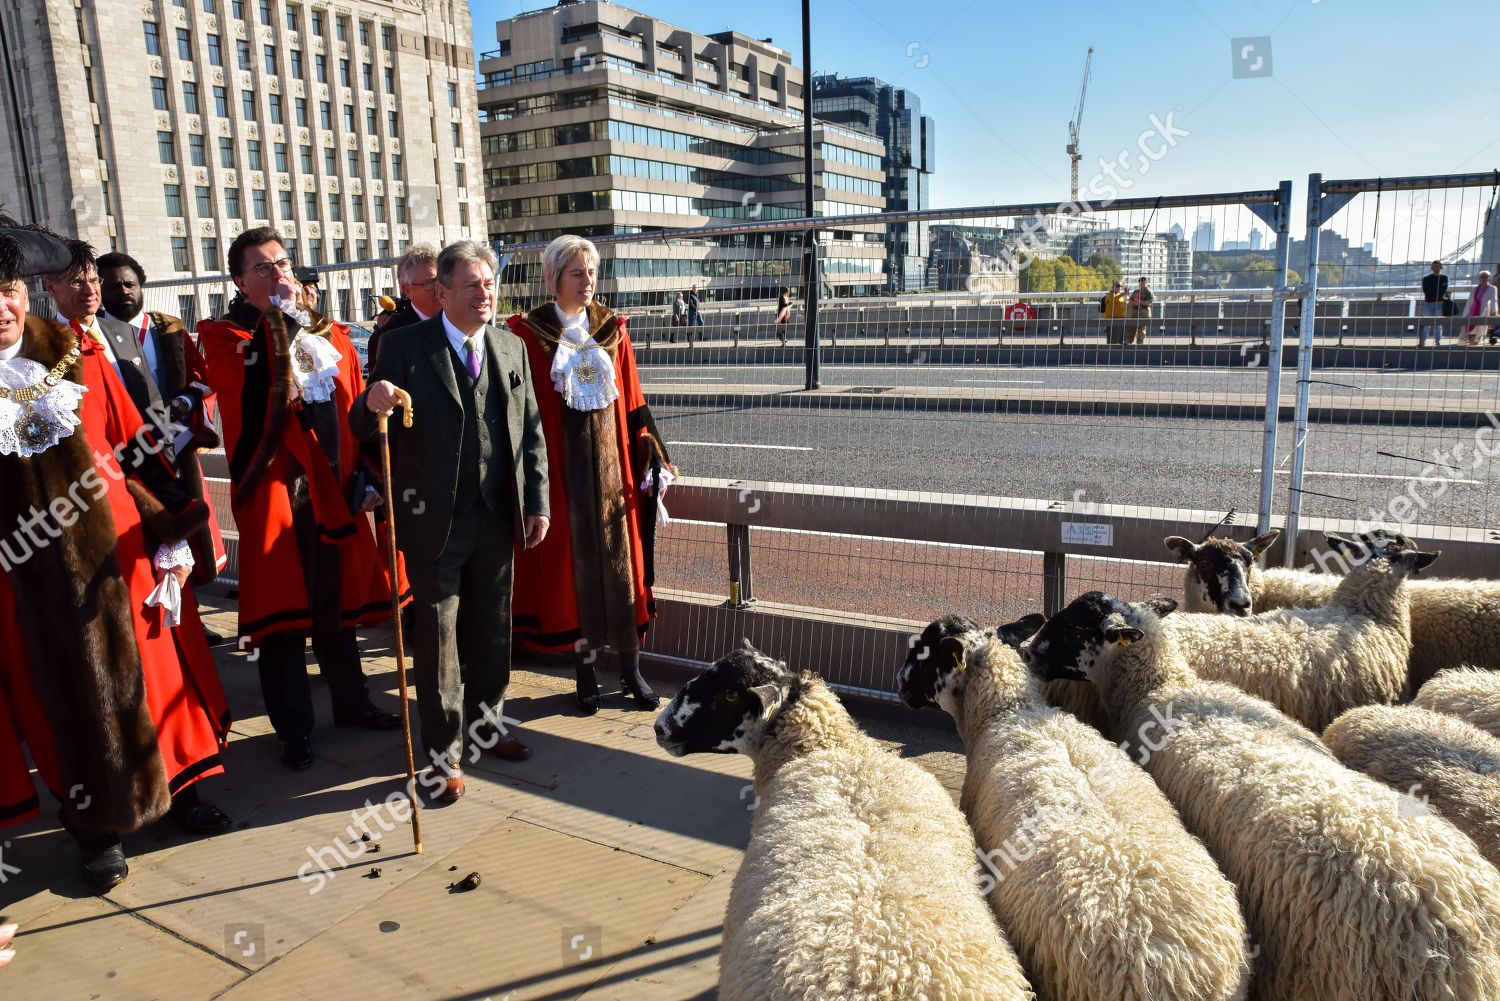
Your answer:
[198,228,408,773]
[367,243,440,370]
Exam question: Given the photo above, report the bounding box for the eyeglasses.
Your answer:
[412,277,440,292]
[250,257,295,278]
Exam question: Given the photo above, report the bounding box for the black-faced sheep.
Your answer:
[1323,703,1500,868]
[1160,533,1436,731]
[1170,528,1500,689]
[899,614,1250,1001]
[1022,591,1500,1001]
[1415,666,1500,738]
[655,641,1034,1001]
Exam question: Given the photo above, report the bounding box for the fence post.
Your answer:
[1257,179,1295,537]
[1042,551,1067,618]
[1285,174,1325,564]
[726,523,754,608]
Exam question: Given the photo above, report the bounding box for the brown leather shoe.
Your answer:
[488,737,532,762]
[425,768,465,805]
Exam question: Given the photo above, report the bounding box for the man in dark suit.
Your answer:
[367,243,441,371]
[351,240,549,804]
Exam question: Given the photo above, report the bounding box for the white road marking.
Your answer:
[669,441,815,451]
[1260,469,1481,484]
[955,379,1046,384]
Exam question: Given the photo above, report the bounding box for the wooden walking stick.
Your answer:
[378,387,421,854]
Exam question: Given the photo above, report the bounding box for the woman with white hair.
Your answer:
[1463,270,1497,346]
[506,236,676,713]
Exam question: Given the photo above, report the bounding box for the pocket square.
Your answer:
[509,371,522,389]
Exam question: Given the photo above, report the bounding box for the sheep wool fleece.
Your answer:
[720,677,1033,1001]
[1099,617,1500,1001]
[955,638,1249,1001]
[1324,702,1500,869]
[1415,667,1500,738]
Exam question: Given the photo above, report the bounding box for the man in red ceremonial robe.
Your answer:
[0,229,230,893]
[506,236,676,714]
[198,227,406,772]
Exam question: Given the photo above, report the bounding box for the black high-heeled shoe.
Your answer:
[575,658,601,716]
[618,652,661,710]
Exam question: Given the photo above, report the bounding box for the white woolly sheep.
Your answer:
[1323,703,1500,868]
[1170,528,1500,689]
[655,641,1034,1001]
[1023,591,1500,1001]
[1159,533,1436,732]
[899,614,1250,1001]
[1415,666,1500,738]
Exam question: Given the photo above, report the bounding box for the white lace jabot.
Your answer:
[550,304,619,412]
[289,330,342,403]
[0,352,87,458]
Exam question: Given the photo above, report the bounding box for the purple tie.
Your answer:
[465,338,481,379]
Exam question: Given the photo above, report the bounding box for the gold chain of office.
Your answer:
[0,343,82,403]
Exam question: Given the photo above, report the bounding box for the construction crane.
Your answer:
[1066,47,1093,203]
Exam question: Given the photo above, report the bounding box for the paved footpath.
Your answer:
[0,592,963,1001]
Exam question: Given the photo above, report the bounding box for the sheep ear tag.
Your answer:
[951,649,966,671]
[1116,636,1132,648]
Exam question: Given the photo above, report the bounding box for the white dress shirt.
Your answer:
[440,311,485,368]
[0,337,20,362]
[135,312,162,386]
[56,312,119,369]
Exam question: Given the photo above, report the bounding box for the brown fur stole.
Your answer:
[0,316,171,833]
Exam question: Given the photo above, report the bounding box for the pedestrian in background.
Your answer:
[1101,280,1128,344]
[1463,270,1497,346]
[669,291,686,344]
[686,285,704,327]
[775,286,792,344]
[1420,260,1449,347]
[1126,276,1153,344]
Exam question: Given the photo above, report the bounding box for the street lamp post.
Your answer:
[801,0,820,390]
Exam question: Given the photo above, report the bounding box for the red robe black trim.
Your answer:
[198,305,408,644]
[0,316,229,833]
[506,305,668,654]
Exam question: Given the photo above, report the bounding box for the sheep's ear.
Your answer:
[1141,596,1178,618]
[740,637,758,652]
[996,613,1046,648]
[937,636,967,672]
[1323,533,1363,558]
[747,683,783,722]
[1408,550,1441,573]
[1164,536,1197,561]
[1245,529,1280,557]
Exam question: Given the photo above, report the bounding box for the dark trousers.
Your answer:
[407,506,515,768]
[256,629,372,741]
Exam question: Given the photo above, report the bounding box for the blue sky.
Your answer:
[469,1,1498,253]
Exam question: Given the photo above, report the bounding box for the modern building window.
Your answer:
[252,188,268,218]
[164,184,183,216]
[143,21,161,56]
[196,186,213,215]
[171,237,190,271]
[157,131,176,164]
[299,145,313,172]
[219,135,235,167]
[368,151,381,179]
[207,33,223,66]
[213,85,228,116]
[295,97,308,127]
[176,28,192,61]
[269,93,283,124]
[274,142,287,170]
[224,187,241,218]
[241,91,257,120]
[151,76,170,111]
[323,147,336,174]
[263,44,277,76]
[339,58,350,87]
[247,139,263,170]
[315,53,327,83]
[237,39,252,69]
[327,192,342,222]
[320,101,332,130]
[189,133,206,166]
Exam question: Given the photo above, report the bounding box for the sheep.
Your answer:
[655,641,1034,1001]
[1170,528,1500,688]
[1415,666,1500,738]
[898,613,1250,1001]
[1022,590,1500,1001]
[1158,533,1435,732]
[1323,703,1500,868]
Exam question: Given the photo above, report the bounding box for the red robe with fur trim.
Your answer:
[198,307,406,644]
[0,317,229,832]
[506,305,668,653]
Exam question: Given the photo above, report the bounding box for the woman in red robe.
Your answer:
[507,236,676,714]
[0,240,230,893]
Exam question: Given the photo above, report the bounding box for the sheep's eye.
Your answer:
[720,691,743,705]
